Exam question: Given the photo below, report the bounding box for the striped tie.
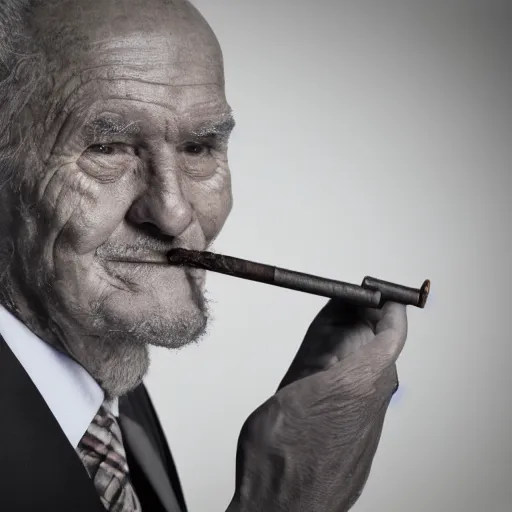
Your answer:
[77,403,142,511]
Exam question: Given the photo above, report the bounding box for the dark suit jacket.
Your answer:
[0,335,187,512]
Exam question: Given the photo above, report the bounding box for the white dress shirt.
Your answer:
[0,305,119,449]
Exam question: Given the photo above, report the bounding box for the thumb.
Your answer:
[331,303,407,394]
[353,302,408,376]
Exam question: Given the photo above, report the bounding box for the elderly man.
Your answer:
[0,0,408,511]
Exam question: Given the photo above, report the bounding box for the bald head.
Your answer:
[30,0,224,88]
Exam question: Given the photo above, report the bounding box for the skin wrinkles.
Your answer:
[0,0,234,397]
[46,170,97,300]
[44,97,231,213]
[38,39,226,156]
[44,73,224,136]
[28,164,75,278]
[42,85,230,172]
[39,20,226,129]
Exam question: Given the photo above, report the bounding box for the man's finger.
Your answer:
[359,301,407,333]
[375,302,407,337]
[358,303,408,370]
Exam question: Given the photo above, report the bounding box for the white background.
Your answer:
[147,1,512,511]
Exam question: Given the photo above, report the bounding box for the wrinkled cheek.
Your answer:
[50,176,128,256]
[7,170,53,287]
[191,168,233,243]
[55,197,123,256]
[1,180,58,316]
[14,160,124,287]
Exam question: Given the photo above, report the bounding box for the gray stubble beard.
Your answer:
[56,285,211,399]
[2,253,211,399]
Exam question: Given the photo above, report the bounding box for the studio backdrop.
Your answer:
[145,2,512,511]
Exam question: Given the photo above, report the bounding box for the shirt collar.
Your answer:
[0,305,118,448]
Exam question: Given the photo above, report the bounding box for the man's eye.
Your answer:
[182,142,208,156]
[88,144,116,155]
[87,144,139,157]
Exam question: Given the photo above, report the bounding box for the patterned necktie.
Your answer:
[77,403,143,512]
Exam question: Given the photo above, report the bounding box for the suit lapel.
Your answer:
[120,413,182,512]
[0,335,105,512]
[120,392,183,512]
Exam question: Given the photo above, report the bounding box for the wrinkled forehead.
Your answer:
[33,0,225,88]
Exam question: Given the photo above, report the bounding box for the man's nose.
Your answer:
[127,154,193,239]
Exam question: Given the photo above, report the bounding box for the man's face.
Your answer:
[1,0,233,394]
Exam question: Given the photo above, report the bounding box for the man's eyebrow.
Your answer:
[189,114,236,139]
[82,116,141,142]
[81,113,236,142]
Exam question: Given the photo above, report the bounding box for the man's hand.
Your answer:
[227,300,408,512]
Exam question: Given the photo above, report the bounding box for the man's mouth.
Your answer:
[104,255,168,265]
[102,256,206,288]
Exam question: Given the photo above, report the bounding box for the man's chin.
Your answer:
[88,311,209,398]
[101,295,210,349]
[143,313,209,349]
